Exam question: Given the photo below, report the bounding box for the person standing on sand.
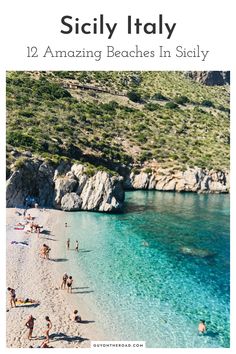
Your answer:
[65,222,68,227]
[7,287,16,308]
[61,273,68,289]
[25,315,36,340]
[66,238,70,250]
[67,276,73,293]
[75,240,79,252]
[44,316,52,343]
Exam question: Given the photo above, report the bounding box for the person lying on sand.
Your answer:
[25,315,36,340]
[61,273,68,289]
[7,287,16,308]
[72,310,81,323]
[16,298,40,305]
[67,276,73,293]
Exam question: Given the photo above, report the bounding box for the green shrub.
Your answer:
[127,91,142,103]
[132,168,141,175]
[7,131,37,149]
[14,157,28,170]
[144,103,159,111]
[85,167,96,177]
[218,105,230,113]
[20,110,35,118]
[174,96,189,105]
[101,101,119,111]
[152,92,167,101]
[165,102,178,109]
[201,99,214,107]
[140,151,152,162]
[143,167,152,174]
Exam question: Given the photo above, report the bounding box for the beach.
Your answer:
[6,191,230,348]
[6,207,104,348]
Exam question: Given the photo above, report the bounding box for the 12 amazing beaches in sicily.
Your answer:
[6,71,230,348]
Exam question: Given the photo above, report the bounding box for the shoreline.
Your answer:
[6,207,105,348]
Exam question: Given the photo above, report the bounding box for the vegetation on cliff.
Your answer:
[6,71,230,177]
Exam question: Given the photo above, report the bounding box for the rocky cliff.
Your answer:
[6,159,229,211]
[124,167,229,193]
[185,71,230,86]
[6,159,124,212]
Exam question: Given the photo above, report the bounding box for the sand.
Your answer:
[6,207,105,348]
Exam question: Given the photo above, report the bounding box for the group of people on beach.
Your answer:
[8,207,85,347]
[61,273,74,293]
[66,237,79,252]
[25,315,52,343]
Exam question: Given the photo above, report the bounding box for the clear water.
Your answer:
[65,191,230,348]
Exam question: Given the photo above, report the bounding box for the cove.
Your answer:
[64,191,230,348]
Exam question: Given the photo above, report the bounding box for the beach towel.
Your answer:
[14,225,25,230]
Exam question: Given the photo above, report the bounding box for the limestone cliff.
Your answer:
[6,160,124,212]
[6,159,229,211]
[124,167,229,193]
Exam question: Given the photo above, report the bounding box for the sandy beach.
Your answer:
[6,207,105,348]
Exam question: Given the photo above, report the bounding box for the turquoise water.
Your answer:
[65,191,230,348]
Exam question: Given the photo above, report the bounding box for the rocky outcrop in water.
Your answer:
[6,160,125,212]
[124,167,229,193]
[185,71,230,86]
[180,246,216,258]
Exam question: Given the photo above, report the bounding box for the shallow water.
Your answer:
[65,191,230,347]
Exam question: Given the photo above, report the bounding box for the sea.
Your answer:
[63,191,230,348]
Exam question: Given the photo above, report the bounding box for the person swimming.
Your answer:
[198,320,207,334]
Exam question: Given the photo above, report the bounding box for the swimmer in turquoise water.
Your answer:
[198,320,207,334]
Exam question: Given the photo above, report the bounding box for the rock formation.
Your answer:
[124,167,229,193]
[6,159,125,212]
[54,164,124,212]
[6,158,229,211]
[6,159,55,208]
[185,71,230,86]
